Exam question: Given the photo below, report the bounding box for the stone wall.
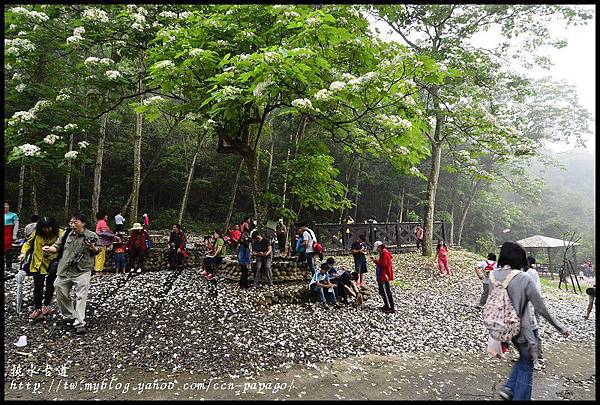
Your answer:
[216,257,312,284]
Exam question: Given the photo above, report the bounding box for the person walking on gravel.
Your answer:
[18,217,64,320]
[94,211,114,275]
[475,253,497,308]
[351,234,368,286]
[433,240,452,276]
[251,231,273,288]
[42,213,99,335]
[371,241,395,314]
[4,201,20,273]
[493,242,570,401]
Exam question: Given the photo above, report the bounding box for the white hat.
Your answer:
[130,222,143,231]
[373,241,383,252]
[14,335,27,347]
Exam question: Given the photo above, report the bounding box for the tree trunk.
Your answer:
[457,178,482,247]
[399,187,405,222]
[386,196,394,222]
[91,112,108,217]
[449,205,454,246]
[423,84,444,257]
[64,134,74,221]
[17,164,25,214]
[224,157,245,231]
[353,161,361,220]
[338,159,356,223]
[30,167,38,215]
[77,163,83,211]
[130,81,144,225]
[265,122,275,193]
[177,151,198,225]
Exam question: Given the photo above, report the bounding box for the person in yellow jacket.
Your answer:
[18,217,64,319]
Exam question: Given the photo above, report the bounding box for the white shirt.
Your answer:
[525,268,542,329]
[303,229,315,253]
[114,214,125,225]
[477,260,496,285]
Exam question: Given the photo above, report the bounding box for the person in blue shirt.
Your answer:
[237,237,252,289]
[309,262,337,307]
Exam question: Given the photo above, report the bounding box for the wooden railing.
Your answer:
[314,221,446,252]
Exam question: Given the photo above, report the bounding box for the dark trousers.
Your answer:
[378,281,394,310]
[239,264,249,289]
[33,271,57,309]
[5,248,14,272]
[128,247,145,270]
[204,256,223,275]
[416,238,423,248]
[277,234,286,254]
[115,224,124,233]
[169,248,183,268]
[479,283,490,306]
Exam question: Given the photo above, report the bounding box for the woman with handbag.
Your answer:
[17,217,64,319]
[94,211,114,275]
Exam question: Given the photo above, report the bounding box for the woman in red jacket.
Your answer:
[433,240,452,276]
[371,241,395,314]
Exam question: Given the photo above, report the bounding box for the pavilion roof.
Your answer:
[516,235,581,249]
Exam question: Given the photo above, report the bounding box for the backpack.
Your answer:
[307,228,324,260]
[482,270,521,342]
[484,260,496,272]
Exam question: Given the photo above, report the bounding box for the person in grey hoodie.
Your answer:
[492,242,570,401]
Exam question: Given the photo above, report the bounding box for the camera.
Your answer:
[69,252,84,267]
[84,236,97,244]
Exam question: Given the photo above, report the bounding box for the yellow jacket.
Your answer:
[21,228,64,275]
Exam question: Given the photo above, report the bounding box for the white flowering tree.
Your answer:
[373,4,593,256]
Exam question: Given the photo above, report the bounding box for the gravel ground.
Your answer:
[4,249,595,397]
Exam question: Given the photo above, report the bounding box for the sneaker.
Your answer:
[497,386,512,401]
[533,361,543,371]
[41,306,54,316]
[30,309,44,319]
[511,357,518,363]
[383,308,396,314]
[130,268,135,273]
[475,304,483,309]
[206,274,215,281]
[201,271,208,277]
[75,326,87,335]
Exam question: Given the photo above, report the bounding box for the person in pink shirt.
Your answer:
[95,211,114,275]
[433,239,452,276]
[142,213,149,227]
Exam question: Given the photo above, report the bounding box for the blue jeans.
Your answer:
[505,341,534,400]
[114,253,126,270]
[310,284,336,304]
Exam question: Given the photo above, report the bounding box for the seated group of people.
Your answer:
[309,258,363,308]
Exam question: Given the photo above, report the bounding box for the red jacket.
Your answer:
[374,248,394,283]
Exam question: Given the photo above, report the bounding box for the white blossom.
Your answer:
[409,166,420,175]
[78,141,89,149]
[143,96,165,105]
[264,51,281,64]
[397,146,410,155]
[131,23,144,31]
[131,13,146,24]
[314,89,331,101]
[179,11,193,19]
[159,11,178,18]
[56,93,70,101]
[291,98,313,109]
[329,81,346,91]
[216,40,229,47]
[9,7,49,22]
[34,100,52,110]
[282,11,300,19]
[82,8,109,23]
[17,144,42,157]
[64,123,78,131]
[43,134,60,145]
[5,38,36,55]
[16,83,26,93]
[341,73,356,81]
[222,86,243,96]
[105,70,121,80]
[99,58,113,65]
[185,112,201,121]
[73,26,86,36]
[66,35,83,45]
[241,30,256,39]
[189,48,204,57]
[306,17,319,27]
[64,150,79,160]
[253,79,272,97]
[153,60,175,70]
[84,56,100,66]
[378,114,413,131]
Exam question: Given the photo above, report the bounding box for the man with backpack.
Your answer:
[484,241,570,401]
[300,223,319,274]
[42,213,99,335]
[475,253,497,308]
